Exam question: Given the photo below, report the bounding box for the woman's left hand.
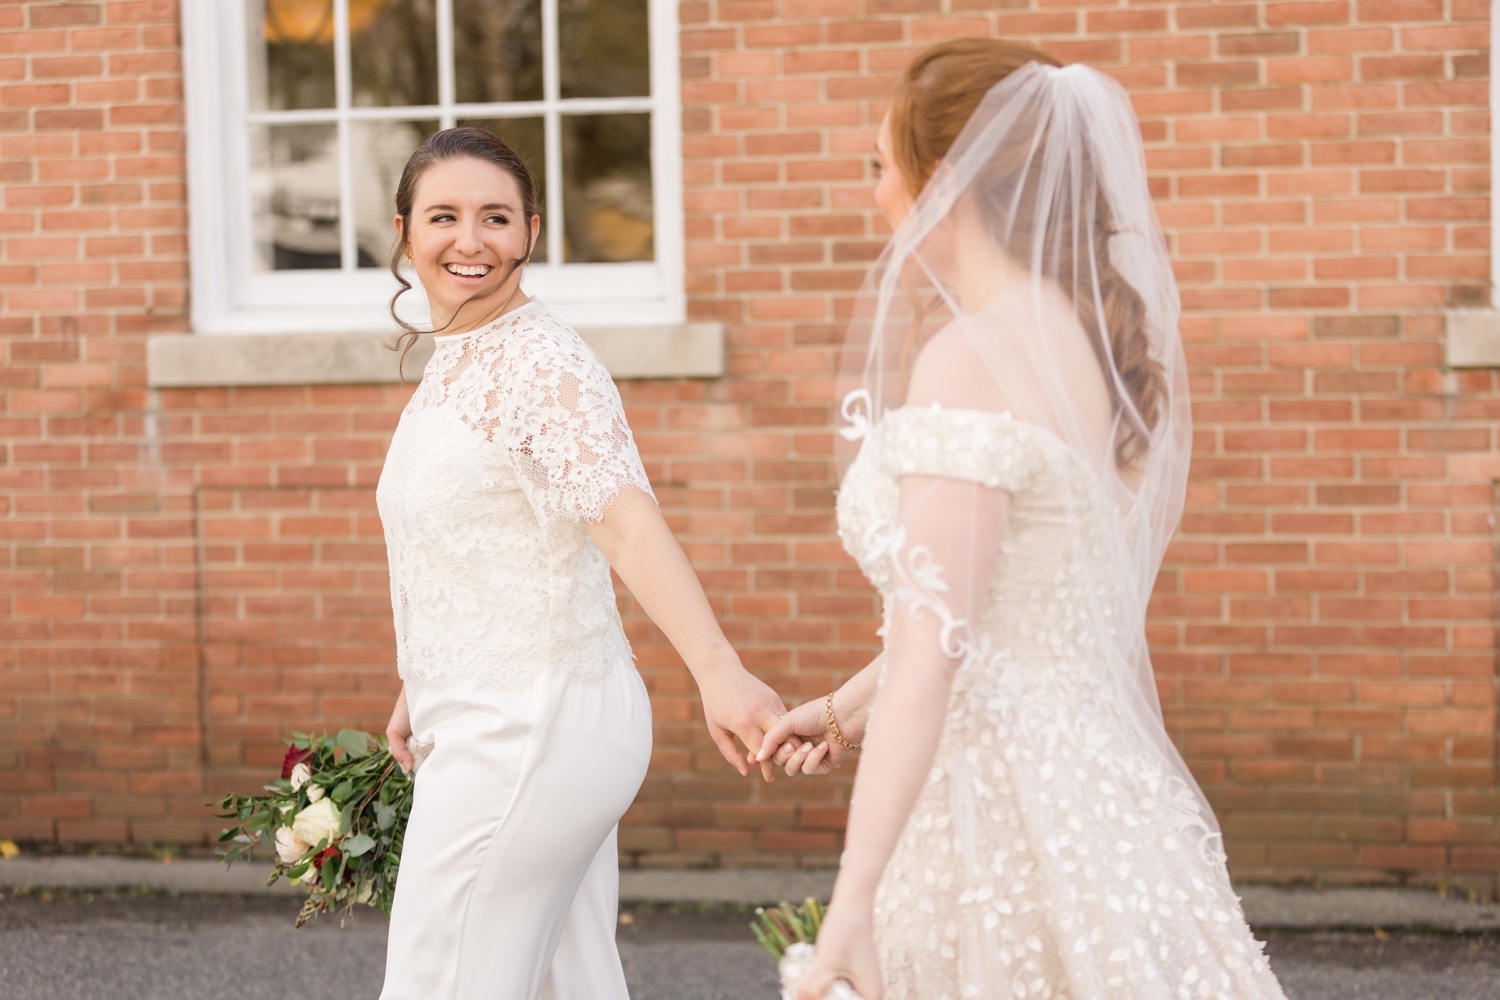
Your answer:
[793,899,882,1000]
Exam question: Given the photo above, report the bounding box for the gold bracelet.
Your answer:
[825,691,862,750]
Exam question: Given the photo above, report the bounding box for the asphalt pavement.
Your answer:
[1,890,1498,1000]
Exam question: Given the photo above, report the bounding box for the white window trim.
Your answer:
[181,0,685,336]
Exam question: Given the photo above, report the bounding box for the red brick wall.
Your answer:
[2,0,1497,893]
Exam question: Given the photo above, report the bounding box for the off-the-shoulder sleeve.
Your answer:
[877,405,1041,494]
[486,317,655,530]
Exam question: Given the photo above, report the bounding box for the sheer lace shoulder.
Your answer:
[421,303,654,530]
[877,404,1043,494]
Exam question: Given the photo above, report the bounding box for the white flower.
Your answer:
[305,783,325,803]
[274,826,310,865]
[291,797,342,848]
[288,762,311,791]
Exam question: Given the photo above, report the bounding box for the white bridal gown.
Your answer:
[837,406,1288,1000]
[376,301,653,1000]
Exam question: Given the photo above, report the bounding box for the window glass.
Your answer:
[454,0,543,104]
[249,0,336,111]
[558,0,649,99]
[351,0,440,108]
[250,123,341,271]
[561,114,652,263]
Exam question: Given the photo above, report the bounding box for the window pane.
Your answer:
[561,114,652,263]
[351,120,440,269]
[351,0,439,108]
[250,123,341,271]
[249,0,336,111]
[459,118,549,263]
[453,0,543,104]
[558,0,649,99]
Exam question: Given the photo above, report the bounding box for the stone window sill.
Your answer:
[1445,310,1500,368]
[147,323,724,387]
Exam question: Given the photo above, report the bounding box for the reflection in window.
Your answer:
[351,0,439,108]
[454,0,543,104]
[562,114,652,263]
[251,123,341,270]
[559,0,649,99]
[249,0,335,111]
[460,118,548,262]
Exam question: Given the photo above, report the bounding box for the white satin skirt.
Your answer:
[380,662,652,1000]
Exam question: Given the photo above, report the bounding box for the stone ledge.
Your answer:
[1445,310,1500,368]
[146,322,725,387]
[5,858,1499,930]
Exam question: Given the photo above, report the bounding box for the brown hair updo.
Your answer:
[888,38,1167,469]
[388,127,541,366]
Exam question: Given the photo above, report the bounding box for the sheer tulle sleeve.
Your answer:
[482,316,655,530]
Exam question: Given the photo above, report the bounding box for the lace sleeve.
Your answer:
[878,405,1041,494]
[481,315,655,530]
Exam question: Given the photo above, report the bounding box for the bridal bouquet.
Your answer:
[752,899,866,1000]
[216,730,412,926]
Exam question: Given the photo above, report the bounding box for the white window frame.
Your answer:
[182,0,685,335]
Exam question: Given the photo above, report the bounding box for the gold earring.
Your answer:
[405,248,414,265]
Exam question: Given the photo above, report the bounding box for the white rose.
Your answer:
[305,783,325,803]
[291,797,342,848]
[274,825,310,865]
[288,762,312,791]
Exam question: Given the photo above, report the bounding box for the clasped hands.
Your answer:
[695,657,873,782]
[700,656,878,782]
[752,657,880,780]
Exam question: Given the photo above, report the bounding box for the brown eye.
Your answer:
[871,159,882,176]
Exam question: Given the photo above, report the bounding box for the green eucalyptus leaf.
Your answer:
[344,833,376,857]
[336,729,371,759]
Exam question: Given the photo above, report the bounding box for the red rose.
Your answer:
[281,745,313,779]
[311,845,357,884]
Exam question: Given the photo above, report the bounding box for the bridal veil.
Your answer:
[836,61,1214,857]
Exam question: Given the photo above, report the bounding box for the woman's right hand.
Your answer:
[386,686,415,773]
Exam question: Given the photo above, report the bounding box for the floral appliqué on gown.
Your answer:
[836,404,1288,1000]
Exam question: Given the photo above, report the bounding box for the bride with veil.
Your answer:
[756,39,1289,1000]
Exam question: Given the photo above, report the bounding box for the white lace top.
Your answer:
[376,301,654,693]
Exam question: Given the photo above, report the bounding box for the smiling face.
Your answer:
[396,155,541,333]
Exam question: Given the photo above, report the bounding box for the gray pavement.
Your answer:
[2,891,1499,1000]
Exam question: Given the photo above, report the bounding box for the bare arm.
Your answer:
[588,487,786,778]
[795,475,1009,1000]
